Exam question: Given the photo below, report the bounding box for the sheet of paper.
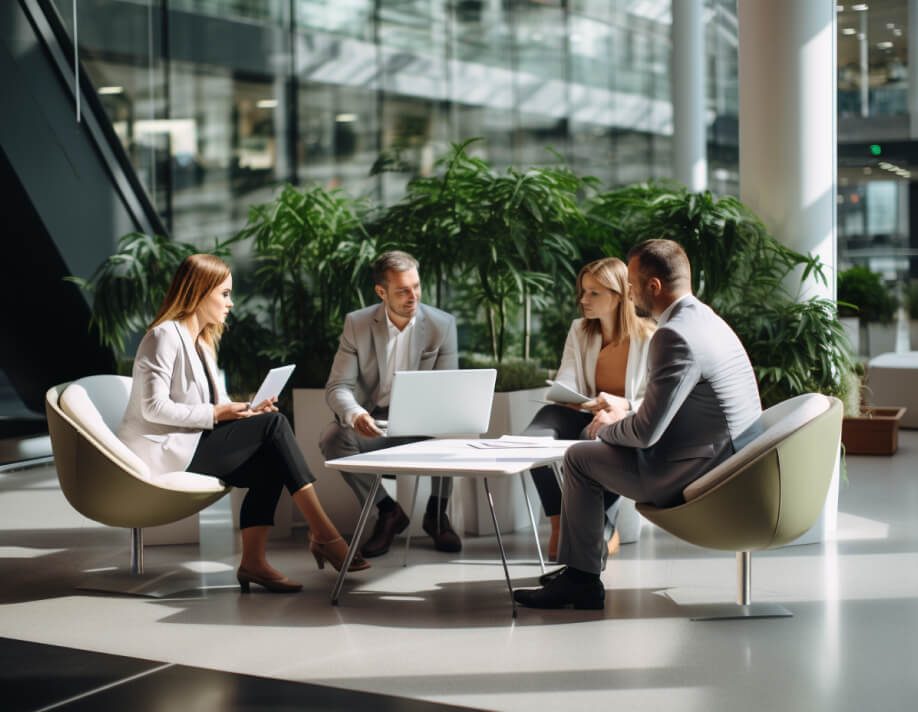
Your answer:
[544,380,589,405]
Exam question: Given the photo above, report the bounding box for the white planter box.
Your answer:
[867,322,897,358]
[783,449,840,546]
[292,389,370,537]
[460,387,548,535]
[839,317,859,356]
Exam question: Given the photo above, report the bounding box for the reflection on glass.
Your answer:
[54,0,740,245]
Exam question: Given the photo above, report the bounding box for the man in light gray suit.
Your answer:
[515,239,762,609]
[320,250,462,557]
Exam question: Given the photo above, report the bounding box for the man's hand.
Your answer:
[586,401,629,438]
[353,412,385,437]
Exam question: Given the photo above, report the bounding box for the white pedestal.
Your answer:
[783,451,840,546]
[292,389,367,537]
[460,387,548,535]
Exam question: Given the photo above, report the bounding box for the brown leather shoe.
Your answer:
[422,510,462,553]
[361,503,409,558]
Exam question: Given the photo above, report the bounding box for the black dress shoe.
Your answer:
[361,503,410,558]
[539,566,566,586]
[514,570,605,610]
[422,511,462,553]
[539,552,607,585]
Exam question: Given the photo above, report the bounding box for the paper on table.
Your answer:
[544,379,589,405]
[468,435,560,449]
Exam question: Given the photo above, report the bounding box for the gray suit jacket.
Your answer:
[118,320,228,476]
[325,303,458,424]
[600,295,762,507]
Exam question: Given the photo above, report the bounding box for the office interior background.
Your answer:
[2,1,918,711]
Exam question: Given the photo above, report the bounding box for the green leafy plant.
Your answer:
[375,140,590,363]
[586,181,856,408]
[837,265,897,323]
[236,183,377,387]
[66,232,205,354]
[460,354,549,392]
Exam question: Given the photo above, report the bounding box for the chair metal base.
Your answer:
[690,603,793,621]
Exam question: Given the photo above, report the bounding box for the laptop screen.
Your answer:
[386,369,497,437]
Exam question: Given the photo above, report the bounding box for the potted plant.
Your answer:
[837,265,898,357]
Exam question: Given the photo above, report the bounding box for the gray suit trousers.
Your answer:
[319,422,452,507]
[560,440,647,575]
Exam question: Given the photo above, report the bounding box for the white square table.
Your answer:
[325,437,579,615]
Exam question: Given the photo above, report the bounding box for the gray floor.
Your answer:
[2,433,917,711]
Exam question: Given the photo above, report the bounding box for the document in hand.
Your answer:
[544,380,589,405]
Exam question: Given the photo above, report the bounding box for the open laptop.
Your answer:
[381,369,497,437]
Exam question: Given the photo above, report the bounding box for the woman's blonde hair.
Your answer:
[578,257,654,344]
[150,254,231,352]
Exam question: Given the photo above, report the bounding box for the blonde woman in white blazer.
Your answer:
[118,254,366,594]
[524,257,654,560]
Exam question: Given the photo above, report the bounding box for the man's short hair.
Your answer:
[626,239,691,292]
[372,250,419,286]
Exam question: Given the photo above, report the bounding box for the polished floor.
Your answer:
[1,433,917,711]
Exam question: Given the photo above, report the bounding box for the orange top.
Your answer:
[594,338,629,397]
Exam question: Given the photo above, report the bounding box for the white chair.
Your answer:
[45,376,230,581]
[637,393,843,619]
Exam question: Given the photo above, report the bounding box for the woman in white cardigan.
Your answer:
[524,257,655,560]
[118,254,367,593]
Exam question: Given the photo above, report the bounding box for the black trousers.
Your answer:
[523,404,619,518]
[188,413,314,529]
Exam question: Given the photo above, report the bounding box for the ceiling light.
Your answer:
[894,29,903,36]
[98,86,124,95]
[842,28,856,35]
[256,99,278,108]
[852,3,869,11]
[335,113,357,122]
[836,4,844,11]
[857,32,866,40]
[886,22,895,29]
[877,41,893,49]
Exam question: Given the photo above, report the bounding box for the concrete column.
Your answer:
[738,0,836,300]
[671,0,707,191]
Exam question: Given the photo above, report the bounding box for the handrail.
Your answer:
[18,0,168,238]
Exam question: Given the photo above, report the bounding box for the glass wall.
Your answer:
[53,0,742,247]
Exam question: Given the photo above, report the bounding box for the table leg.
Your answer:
[484,477,517,618]
[402,477,421,567]
[551,461,565,557]
[520,471,545,573]
[331,474,382,605]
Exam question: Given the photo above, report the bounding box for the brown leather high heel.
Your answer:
[236,567,303,593]
[309,536,371,572]
[547,514,561,561]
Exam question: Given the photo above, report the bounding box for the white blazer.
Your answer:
[553,318,652,410]
[117,320,229,476]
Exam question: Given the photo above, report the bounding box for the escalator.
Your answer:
[0,0,166,429]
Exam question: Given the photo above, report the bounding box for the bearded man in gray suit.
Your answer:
[515,239,762,609]
[320,250,462,558]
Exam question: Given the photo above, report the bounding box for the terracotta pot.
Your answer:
[842,406,907,455]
